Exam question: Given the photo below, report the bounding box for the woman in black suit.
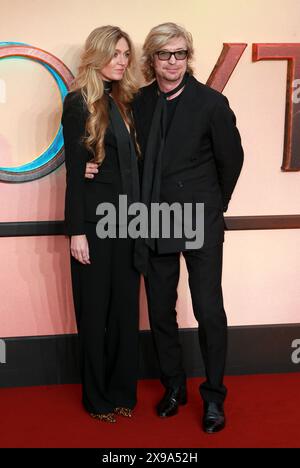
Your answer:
[62,26,140,423]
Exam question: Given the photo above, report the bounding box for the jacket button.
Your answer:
[177,180,184,188]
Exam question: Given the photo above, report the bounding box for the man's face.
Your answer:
[153,36,188,83]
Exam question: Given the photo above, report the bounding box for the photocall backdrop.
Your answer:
[0,0,299,339]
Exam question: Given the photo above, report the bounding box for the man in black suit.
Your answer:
[85,22,244,433]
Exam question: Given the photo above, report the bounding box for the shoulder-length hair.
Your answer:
[71,25,139,165]
[141,22,194,83]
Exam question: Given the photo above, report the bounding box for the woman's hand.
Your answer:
[85,161,98,179]
[70,235,91,264]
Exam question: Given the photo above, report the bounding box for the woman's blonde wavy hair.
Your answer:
[141,22,194,83]
[71,26,139,165]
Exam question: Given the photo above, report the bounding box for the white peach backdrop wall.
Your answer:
[0,0,299,337]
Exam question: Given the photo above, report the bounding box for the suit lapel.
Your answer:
[109,98,140,202]
[134,82,158,154]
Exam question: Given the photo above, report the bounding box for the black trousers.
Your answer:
[145,244,227,403]
[70,222,140,414]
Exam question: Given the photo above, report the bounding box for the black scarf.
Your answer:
[134,73,189,275]
[103,79,113,94]
[103,80,140,205]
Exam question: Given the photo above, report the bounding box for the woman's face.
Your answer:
[100,37,130,82]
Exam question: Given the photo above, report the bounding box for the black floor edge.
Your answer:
[1,324,300,387]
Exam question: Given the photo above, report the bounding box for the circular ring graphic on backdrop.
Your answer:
[0,42,74,182]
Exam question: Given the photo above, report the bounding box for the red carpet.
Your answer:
[0,374,299,448]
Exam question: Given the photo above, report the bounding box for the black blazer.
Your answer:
[62,92,124,236]
[132,75,244,253]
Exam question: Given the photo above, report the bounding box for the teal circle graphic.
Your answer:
[0,42,74,182]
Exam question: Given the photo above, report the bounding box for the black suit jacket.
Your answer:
[62,91,124,235]
[132,75,244,253]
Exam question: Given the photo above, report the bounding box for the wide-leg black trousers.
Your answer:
[70,222,140,414]
[145,244,227,403]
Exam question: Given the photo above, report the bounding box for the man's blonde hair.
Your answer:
[141,22,194,83]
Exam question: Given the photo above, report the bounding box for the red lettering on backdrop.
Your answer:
[206,43,247,91]
[253,43,300,171]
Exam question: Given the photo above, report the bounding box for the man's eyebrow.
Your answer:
[160,48,186,51]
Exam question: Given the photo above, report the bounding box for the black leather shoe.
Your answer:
[157,386,187,417]
[202,402,225,433]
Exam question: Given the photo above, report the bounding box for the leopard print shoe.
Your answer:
[114,407,133,418]
[90,412,117,423]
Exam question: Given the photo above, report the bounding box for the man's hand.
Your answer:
[70,235,91,264]
[85,162,99,179]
